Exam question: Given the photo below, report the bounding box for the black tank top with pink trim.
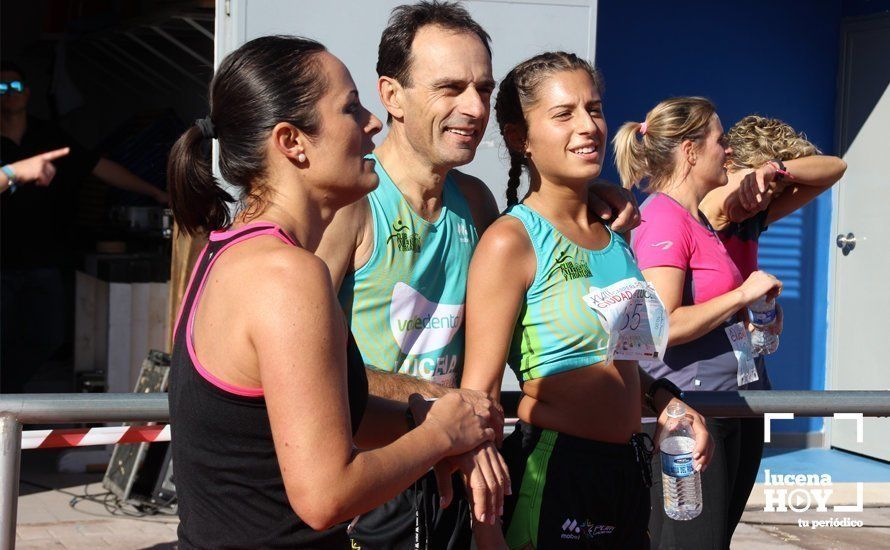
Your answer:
[169,223,368,549]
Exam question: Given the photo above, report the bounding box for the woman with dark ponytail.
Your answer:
[462,52,713,549]
[167,35,501,549]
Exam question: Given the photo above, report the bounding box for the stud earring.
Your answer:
[297,153,307,163]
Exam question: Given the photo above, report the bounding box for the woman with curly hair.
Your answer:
[701,115,847,281]
[695,115,846,539]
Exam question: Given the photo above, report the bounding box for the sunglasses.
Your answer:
[0,81,25,95]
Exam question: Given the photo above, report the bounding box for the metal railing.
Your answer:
[2,390,890,549]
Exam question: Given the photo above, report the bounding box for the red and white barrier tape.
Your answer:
[22,425,171,450]
[22,419,518,450]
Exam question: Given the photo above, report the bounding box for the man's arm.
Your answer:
[92,158,167,203]
[367,368,451,400]
[452,170,500,234]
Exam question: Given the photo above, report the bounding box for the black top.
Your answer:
[169,223,369,549]
[0,117,100,268]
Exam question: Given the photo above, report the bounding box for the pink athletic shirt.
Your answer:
[633,193,743,303]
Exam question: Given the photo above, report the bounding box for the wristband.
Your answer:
[1,165,17,193]
[769,159,791,182]
[645,378,684,414]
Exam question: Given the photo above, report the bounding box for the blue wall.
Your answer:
[596,1,844,434]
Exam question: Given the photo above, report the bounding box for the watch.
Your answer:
[645,378,684,414]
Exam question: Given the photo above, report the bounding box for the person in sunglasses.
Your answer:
[0,60,168,394]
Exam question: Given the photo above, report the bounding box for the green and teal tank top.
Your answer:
[338,154,478,387]
[505,203,645,383]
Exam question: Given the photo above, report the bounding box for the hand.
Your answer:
[9,147,70,187]
[588,181,640,233]
[738,165,779,212]
[723,189,758,224]
[435,442,510,524]
[738,270,782,305]
[653,398,714,472]
[455,388,505,446]
[412,393,496,457]
[771,302,784,336]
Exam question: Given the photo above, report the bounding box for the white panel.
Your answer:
[217,0,598,393]
[107,283,133,394]
[828,16,890,461]
[130,283,151,388]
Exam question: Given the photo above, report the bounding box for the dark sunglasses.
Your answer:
[0,81,25,95]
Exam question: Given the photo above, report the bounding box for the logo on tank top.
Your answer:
[386,219,422,253]
[547,250,592,282]
[389,282,463,356]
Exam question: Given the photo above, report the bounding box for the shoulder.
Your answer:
[475,214,533,258]
[451,169,499,232]
[231,238,333,305]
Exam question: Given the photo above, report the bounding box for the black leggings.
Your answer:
[645,417,764,549]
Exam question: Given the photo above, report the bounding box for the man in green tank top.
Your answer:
[316,3,640,549]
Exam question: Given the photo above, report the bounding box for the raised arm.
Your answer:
[764,155,846,225]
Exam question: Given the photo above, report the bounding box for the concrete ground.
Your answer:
[14,447,890,549]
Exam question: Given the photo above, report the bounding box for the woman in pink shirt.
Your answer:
[613,97,782,549]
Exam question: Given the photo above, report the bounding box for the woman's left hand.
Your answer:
[654,399,714,473]
[738,165,780,212]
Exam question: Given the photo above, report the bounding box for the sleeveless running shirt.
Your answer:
[338,153,478,386]
[169,222,369,549]
[505,204,646,383]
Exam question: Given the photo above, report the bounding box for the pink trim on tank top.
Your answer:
[185,223,295,397]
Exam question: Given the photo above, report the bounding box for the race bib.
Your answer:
[725,322,758,386]
[582,278,669,362]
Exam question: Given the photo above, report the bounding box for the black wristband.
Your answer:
[645,378,684,414]
[771,158,788,182]
[405,407,416,431]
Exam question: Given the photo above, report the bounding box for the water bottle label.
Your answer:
[661,451,695,478]
[751,308,776,325]
[725,322,759,386]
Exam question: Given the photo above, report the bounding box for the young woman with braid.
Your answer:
[613,99,785,549]
[461,52,713,549]
[166,36,504,549]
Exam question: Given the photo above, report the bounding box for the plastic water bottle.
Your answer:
[660,402,702,521]
[749,296,779,356]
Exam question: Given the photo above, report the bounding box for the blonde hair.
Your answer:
[495,51,603,206]
[612,96,716,192]
[726,115,820,171]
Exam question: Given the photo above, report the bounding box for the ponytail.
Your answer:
[613,97,716,193]
[506,150,524,206]
[167,125,234,236]
[612,121,648,190]
[166,36,327,236]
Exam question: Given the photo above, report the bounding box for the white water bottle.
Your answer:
[749,296,779,356]
[660,402,702,521]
